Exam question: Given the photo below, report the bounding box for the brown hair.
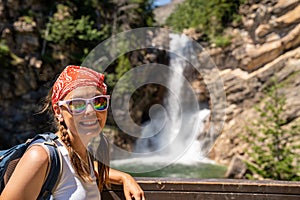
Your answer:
[41,88,110,191]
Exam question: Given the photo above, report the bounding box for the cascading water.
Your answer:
[85,28,227,178]
[133,33,210,164]
[109,33,214,175]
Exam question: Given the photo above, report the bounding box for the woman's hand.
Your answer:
[122,173,144,200]
[109,168,145,200]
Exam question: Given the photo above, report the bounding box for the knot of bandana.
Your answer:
[52,65,107,106]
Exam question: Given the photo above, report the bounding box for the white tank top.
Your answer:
[53,140,101,200]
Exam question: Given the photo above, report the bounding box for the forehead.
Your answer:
[64,86,102,99]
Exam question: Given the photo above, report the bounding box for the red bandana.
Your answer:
[52,65,107,106]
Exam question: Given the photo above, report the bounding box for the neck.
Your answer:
[57,130,89,163]
[70,135,89,161]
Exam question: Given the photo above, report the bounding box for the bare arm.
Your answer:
[1,145,49,200]
[109,168,145,200]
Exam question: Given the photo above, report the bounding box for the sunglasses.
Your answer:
[58,95,110,115]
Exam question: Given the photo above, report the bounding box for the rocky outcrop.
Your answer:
[181,1,300,175]
[153,0,185,25]
[0,1,61,148]
[211,47,300,165]
[206,0,300,72]
[202,0,300,177]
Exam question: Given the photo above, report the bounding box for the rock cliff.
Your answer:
[186,0,300,177]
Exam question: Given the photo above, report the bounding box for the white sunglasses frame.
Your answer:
[58,95,110,115]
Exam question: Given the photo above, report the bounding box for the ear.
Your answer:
[53,104,64,122]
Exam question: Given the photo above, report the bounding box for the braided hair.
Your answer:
[41,88,110,191]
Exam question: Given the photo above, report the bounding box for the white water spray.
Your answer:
[133,33,210,164]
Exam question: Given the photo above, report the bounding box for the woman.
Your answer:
[0,65,145,200]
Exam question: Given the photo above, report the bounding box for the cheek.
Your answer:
[61,110,76,127]
[97,112,107,127]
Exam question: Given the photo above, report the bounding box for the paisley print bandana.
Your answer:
[52,65,107,106]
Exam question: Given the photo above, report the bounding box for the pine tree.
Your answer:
[244,83,300,181]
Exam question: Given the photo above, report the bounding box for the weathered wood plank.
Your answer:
[142,192,300,200]
[101,178,300,200]
[102,191,300,200]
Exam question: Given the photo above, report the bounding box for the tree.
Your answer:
[244,83,300,180]
[42,0,154,65]
[165,0,244,46]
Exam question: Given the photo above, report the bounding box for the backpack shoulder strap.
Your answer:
[29,133,62,200]
[0,142,29,193]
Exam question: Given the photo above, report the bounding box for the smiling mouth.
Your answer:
[79,120,98,126]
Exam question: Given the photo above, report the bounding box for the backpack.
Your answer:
[0,132,61,199]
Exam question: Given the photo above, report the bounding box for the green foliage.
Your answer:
[43,4,106,44]
[0,40,23,68]
[212,35,232,47]
[244,83,300,181]
[106,53,134,95]
[42,1,154,64]
[0,39,11,69]
[165,0,244,44]
[0,39,10,56]
[21,16,34,24]
[42,3,112,63]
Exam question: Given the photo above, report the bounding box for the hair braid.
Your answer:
[41,86,110,189]
[93,133,110,191]
[59,123,92,182]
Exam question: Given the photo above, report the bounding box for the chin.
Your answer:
[80,127,101,135]
[77,126,101,139]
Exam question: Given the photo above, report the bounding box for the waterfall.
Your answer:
[133,33,210,164]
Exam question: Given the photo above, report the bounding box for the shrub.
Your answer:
[165,0,244,44]
[244,83,300,180]
[43,4,105,45]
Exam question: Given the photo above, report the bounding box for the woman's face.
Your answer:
[59,86,108,144]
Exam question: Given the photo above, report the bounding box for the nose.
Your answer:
[84,103,94,114]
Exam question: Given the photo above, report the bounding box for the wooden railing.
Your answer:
[101,178,300,200]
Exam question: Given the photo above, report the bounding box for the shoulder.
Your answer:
[23,144,50,166]
[0,144,51,199]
